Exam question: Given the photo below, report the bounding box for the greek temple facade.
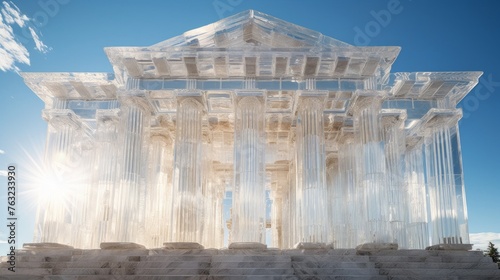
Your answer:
[22,10,481,249]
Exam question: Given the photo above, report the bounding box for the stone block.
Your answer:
[100,242,146,250]
[23,243,74,250]
[355,243,398,255]
[294,242,328,250]
[163,242,204,249]
[425,244,473,251]
[228,242,267,249]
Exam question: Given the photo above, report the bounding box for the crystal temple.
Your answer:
[23,10,481,250]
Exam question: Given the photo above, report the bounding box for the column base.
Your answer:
[100,242,146,250]
[163,242,204,249]
[294,242,328,250]
[228,242,267,249]
[356,242,398,255]
[425,244,473,251]
[23,243,74,250]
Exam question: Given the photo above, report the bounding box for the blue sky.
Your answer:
[0,0,499,251]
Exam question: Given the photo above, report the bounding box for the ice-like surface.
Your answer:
[21,10,482,250]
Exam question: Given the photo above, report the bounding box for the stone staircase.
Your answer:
[288,249,385,279]
[0,244,499,279]
[370,249,500,280]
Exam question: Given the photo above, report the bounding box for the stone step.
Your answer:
[371,250,483,257]
[291,255,370,262]
[368,255,488,263]
[388,277,468,280]
[292,277,388,280]
[211,255,291,262]
[0,267,52,275]
[44,276,209,280]
[293,268,381,276]
[139,255,212,262]
[379,268,500,277]
[44,277,297,280]
[50,267,211,276]
[374,261,498,269]
[209,268,294,276]
[0,261,211,269]
[210,261,292,269]
[0,276,45,280]
[203,277,298,280]
[292,262,375,269]
[212,277,384,280]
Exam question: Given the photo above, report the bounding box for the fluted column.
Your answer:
[35,110,82,245]
[338,128,364,248]
[232,96,265,243]
[352,93,390,244]
[92,110,119,248]
[171,98,204,243]
[405,141,429,249]
[295,97,328,243]
[72,133,95,248]
[425,121,469,245]
[111,100,149,243]
[327,155,343,247]
[381,112,408,248]
[146,132,172,248]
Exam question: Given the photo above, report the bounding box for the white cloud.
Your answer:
[29,26,49,53]
[1,1,28,27]
[0,1,49,72]
[0,170,7,177]
[0,149,4,154]
[470,232,500,251]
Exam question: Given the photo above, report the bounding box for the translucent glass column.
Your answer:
[171,98,204,243]
[111,101,149,243]
[381,112,408,248]
[338,128,364,247]
[405,143,429,249]
[450,124,469,244]
[232,96,265,243]
[295,97,328,243]
[353,94,389,244]
[92,110,119,247]
[72,136,95,248]
[327,155,344,247]
[35,110,82,245]
[282,161,295,248]
[426,122,469,245]
[146,132,172,248]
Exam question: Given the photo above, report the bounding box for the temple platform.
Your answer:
[1,243,499,279]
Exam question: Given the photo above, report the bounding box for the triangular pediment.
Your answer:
[152,10,351,49]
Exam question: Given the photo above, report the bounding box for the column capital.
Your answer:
[42,109,82,129]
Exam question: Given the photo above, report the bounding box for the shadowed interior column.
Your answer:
[232,96,265,243]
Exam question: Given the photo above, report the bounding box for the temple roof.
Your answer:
[104,10,400,82]
[151,10,352,49]
[20,10,481,117]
